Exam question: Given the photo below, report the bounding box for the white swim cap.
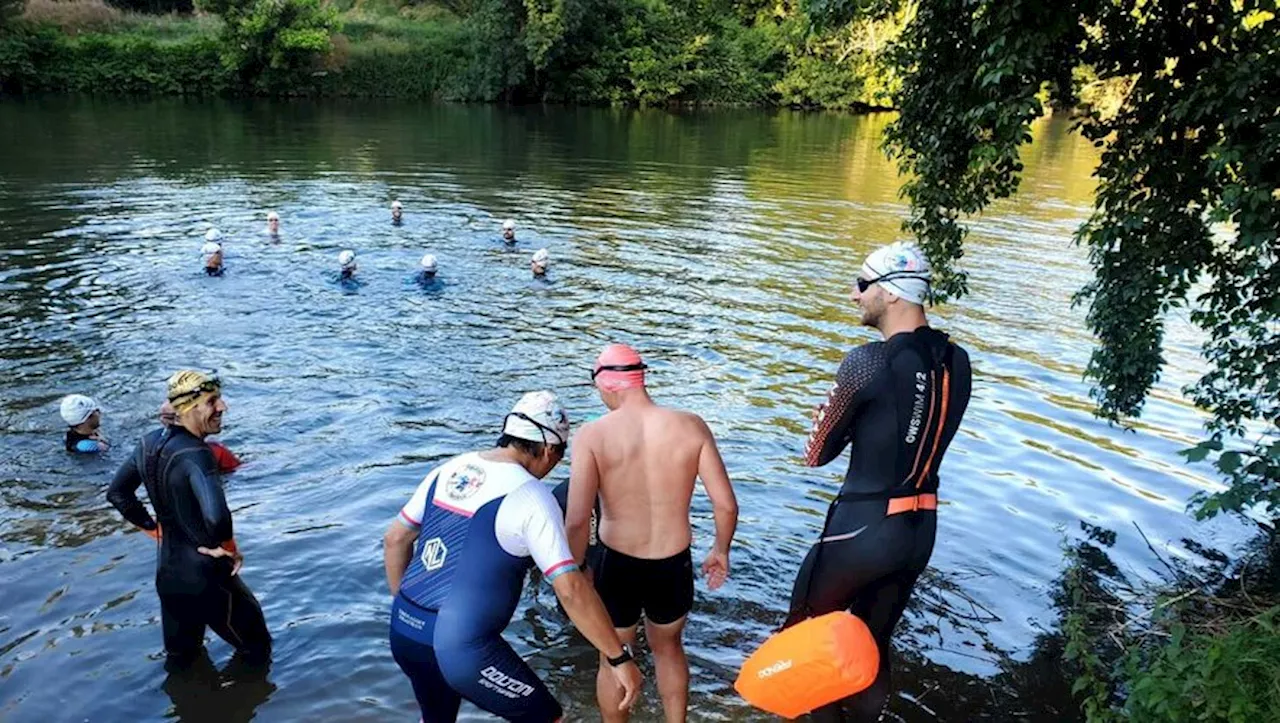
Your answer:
[532,248,549,265]
[201,241,222,256]
[421,254,438,272]
[204,228,221,243]
[502,220,516,231]
[860,243,933,306]
[338,249,356,268]
[392,200,403,210]
[503,391,570,445]
[60,394,99,426]
[267,211,279,221]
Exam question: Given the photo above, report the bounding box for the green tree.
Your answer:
[817,0,1279,521]
[198,0,339,90]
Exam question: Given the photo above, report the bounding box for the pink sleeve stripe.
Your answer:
[543,559,577,579]
[432,498,475,518]
[399,509,421,527]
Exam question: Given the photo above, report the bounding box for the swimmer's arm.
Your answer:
[185,456,234,543]
[552,570,628,659]
[565,427,601,565]
[106,446,157,532]
[803,352,869,467]
[696,419,738,555]
[76,439,106,453]
[383,519,417,597]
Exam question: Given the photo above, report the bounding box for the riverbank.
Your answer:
[0,0,902,107]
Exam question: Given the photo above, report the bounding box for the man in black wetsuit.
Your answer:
[107,370,271,670]
[787,242,972,721]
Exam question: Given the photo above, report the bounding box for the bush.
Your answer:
[21,0,122,32]
[197,0,339,91]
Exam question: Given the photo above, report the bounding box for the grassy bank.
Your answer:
[0,0,903,106]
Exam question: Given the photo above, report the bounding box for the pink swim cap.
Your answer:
[593,344,647,392]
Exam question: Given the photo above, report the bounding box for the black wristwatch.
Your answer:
[607,644,634,667]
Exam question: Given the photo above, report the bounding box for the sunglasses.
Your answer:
[856,270,931,294]
[504,412,565,447]
[590,363,648,382]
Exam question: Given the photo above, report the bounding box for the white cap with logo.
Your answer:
[860,242,933,306]
[60,394,99,426]
[502,219,516,231]
[502,391,569,446]
[338,249,357,268]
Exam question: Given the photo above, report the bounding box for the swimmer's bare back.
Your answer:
[567,399,736,574]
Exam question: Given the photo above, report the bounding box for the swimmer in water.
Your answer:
[61,394,108,454]
[265,211,280,237]
[502,219,516,243]
[107,370,271,670]
[392,200,403,225]
[202,229,223,276]
[784,242,972,722]
[531,248,549,277]
[338,249,357,280]
[565,344,738,723]
[382,391,642,722]
[418,253,438,283]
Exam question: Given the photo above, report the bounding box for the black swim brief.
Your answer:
[594,544,694,628]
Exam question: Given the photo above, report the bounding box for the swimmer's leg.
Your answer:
[159,592,207,671]
[390,628,461,723]
[597,625,639,723]
[644,615,689,723]
[207,576,273,665]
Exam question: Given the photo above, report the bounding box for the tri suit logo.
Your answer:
[447,464,486,500]
[421,537,448,571]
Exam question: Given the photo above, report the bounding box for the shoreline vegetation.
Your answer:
[0,0,910,107]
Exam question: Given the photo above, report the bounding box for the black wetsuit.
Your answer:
[107,427,271,669]
[787,326,971,722]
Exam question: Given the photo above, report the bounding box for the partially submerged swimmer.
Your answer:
[418,253,438,284]
[338,249,358,280]
[61,393,108,453]
[265,212,280,237]
[202,229,223,276]
[502,219,516,243]
[391,200,403,225]
[531,248,549,277]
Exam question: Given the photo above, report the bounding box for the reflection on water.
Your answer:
[0,99,1251,722]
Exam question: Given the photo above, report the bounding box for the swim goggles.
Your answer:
[590,363,648,382]
[856,270,932,294]
[168,373,222,404]
[504,411,566,447]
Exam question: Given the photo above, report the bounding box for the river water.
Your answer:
[0,100,1249,722]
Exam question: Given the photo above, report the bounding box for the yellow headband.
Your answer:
[167,370,221,414]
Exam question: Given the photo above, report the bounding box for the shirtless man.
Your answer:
[565,343,738,723]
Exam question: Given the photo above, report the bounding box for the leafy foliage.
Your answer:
[197,0,339,90]
[864,0,1279,520]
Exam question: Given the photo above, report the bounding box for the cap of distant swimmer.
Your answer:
[592,343,647,395]
[339,249,357,274]
[421,253,438,275]
[502,390,570,446]
[502,219,516,241]
[205,228,221,243]
[266,211,280,235]
[60,393,100,427]
[531,248,549,276]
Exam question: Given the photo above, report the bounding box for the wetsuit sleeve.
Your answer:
[107,444,157,531]
[75,439,104,454]
[497,483,577,581]
[179,452,234,543]
[804,344,885,467]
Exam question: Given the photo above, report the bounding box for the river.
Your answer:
[0,99,1249,722]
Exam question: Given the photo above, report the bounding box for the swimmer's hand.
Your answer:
[611,660,642,712]
[197,544,244,576]
[702,547,729,590]
[143,523,162,542]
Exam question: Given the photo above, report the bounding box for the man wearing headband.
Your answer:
[785,242,971,721]
[107,370,271,671]
[383,391,642,722]
[565,344,738,723]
